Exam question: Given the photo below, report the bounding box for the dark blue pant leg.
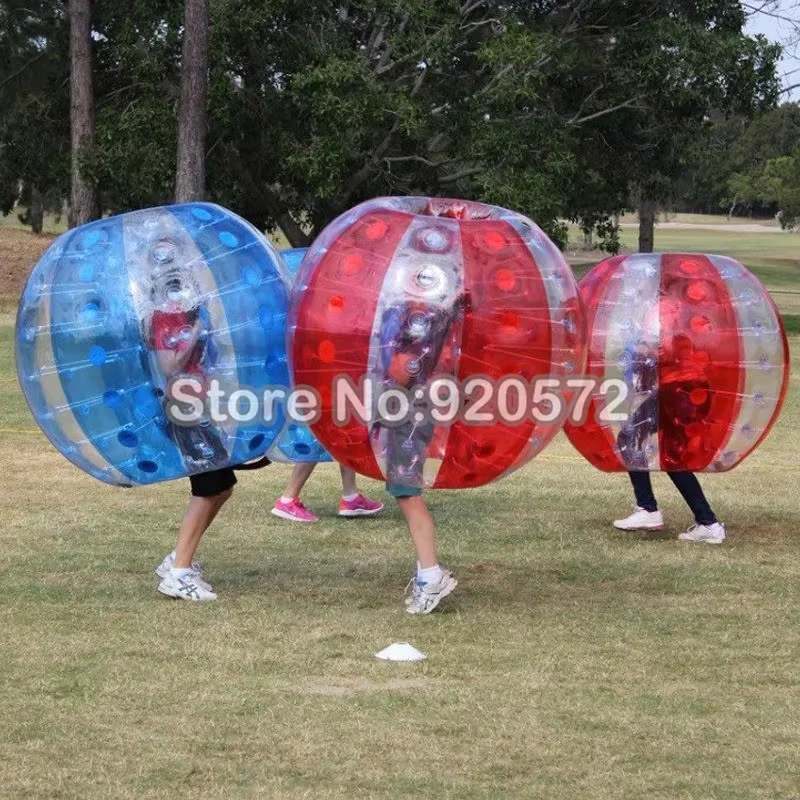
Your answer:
[628,471,658,512]
[667,472,717,525]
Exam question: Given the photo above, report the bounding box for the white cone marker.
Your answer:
[375,642,427,662]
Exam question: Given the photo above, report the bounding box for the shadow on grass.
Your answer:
[782,314,800,334]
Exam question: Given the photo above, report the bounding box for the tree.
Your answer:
[723,171,760,217]
[569,1,781,250]
[721,103,800,216]
[204,1,653,245]
[68,0,99,227]
[0,1,70,233]
[91,1,183,212]
[764,146,800,229]
[175,0,209,202]
[0,1,785,247]
[203,1,780,248]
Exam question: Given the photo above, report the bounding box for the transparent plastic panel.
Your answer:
[367,215,465,488]
[16,203,290,485]
[705,255,790,471]
[291,197,588,489]
[291,202,413,481]
[565,253,788,472]
[497,212,586,476]
[268,247,333,464]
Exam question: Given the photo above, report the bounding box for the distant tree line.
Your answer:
[675,103,800,229]
[0,0,792,250]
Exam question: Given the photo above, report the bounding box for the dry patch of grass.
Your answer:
[0,228,55,312]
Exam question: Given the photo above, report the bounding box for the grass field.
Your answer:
[617,211,781,228]
[1,221,799,799]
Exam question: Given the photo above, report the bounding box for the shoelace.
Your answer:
[406,571,451,595]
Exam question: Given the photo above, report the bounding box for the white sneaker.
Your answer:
[613,506,665,531]
[404,568,455,607]
[405,569,458,615]
[678,522,726,545]
[157,571,218,601]
[155,552,213,592]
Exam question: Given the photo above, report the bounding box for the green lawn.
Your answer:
[0,208,68,236]
[0,205,293,244]
[617,211,781,228]
[1,223,799,799]
[567,224,800,333]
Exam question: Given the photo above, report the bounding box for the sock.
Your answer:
[417,564,443,584]
[341,492,359,502]
[280,495,296,504]
[169,566,193,579]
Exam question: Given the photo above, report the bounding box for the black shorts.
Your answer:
[189,468,237,498]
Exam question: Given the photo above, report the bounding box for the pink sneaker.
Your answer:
[338,493,385,517]
[271,497,319,523]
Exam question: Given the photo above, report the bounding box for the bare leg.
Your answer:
[339,465,358,496]
[284,462,317,498]
[174,488,233,568]
[396,496,437,568]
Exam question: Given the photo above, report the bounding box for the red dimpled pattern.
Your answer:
[565,252,789,472]
[291,208,411,481]
[291,196,585,489]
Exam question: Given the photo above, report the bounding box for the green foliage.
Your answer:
[681,103,800,217]
[716,106,800,220]
[772,145,800,229]
[565,2,780,217]
[0,0,786,243]
[90,0,184,211]
[0,1,70,227]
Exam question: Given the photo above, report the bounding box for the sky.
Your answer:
[745,0,800,100]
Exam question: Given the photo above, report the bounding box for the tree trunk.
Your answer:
[263,192,312,247]
[29,184,44,234]
[638,198,656,254]
[175,0,209,203]
[582,229,593,250]
[69,0,99,228]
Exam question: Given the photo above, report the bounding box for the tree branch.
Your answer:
[335,119,401,209]
[365,13,387,62]
[439,166,482,184]
[221,142,310,246]
[260,184,311,247]
[375,0,490,78]
[743,0,800,25]
[480,62,515,95]
[568,97,640,126]
[460,18,500,33]
[337,64,430,206]
[567,84,603,124]
[0,50,46,91]
[384,155,444,168]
